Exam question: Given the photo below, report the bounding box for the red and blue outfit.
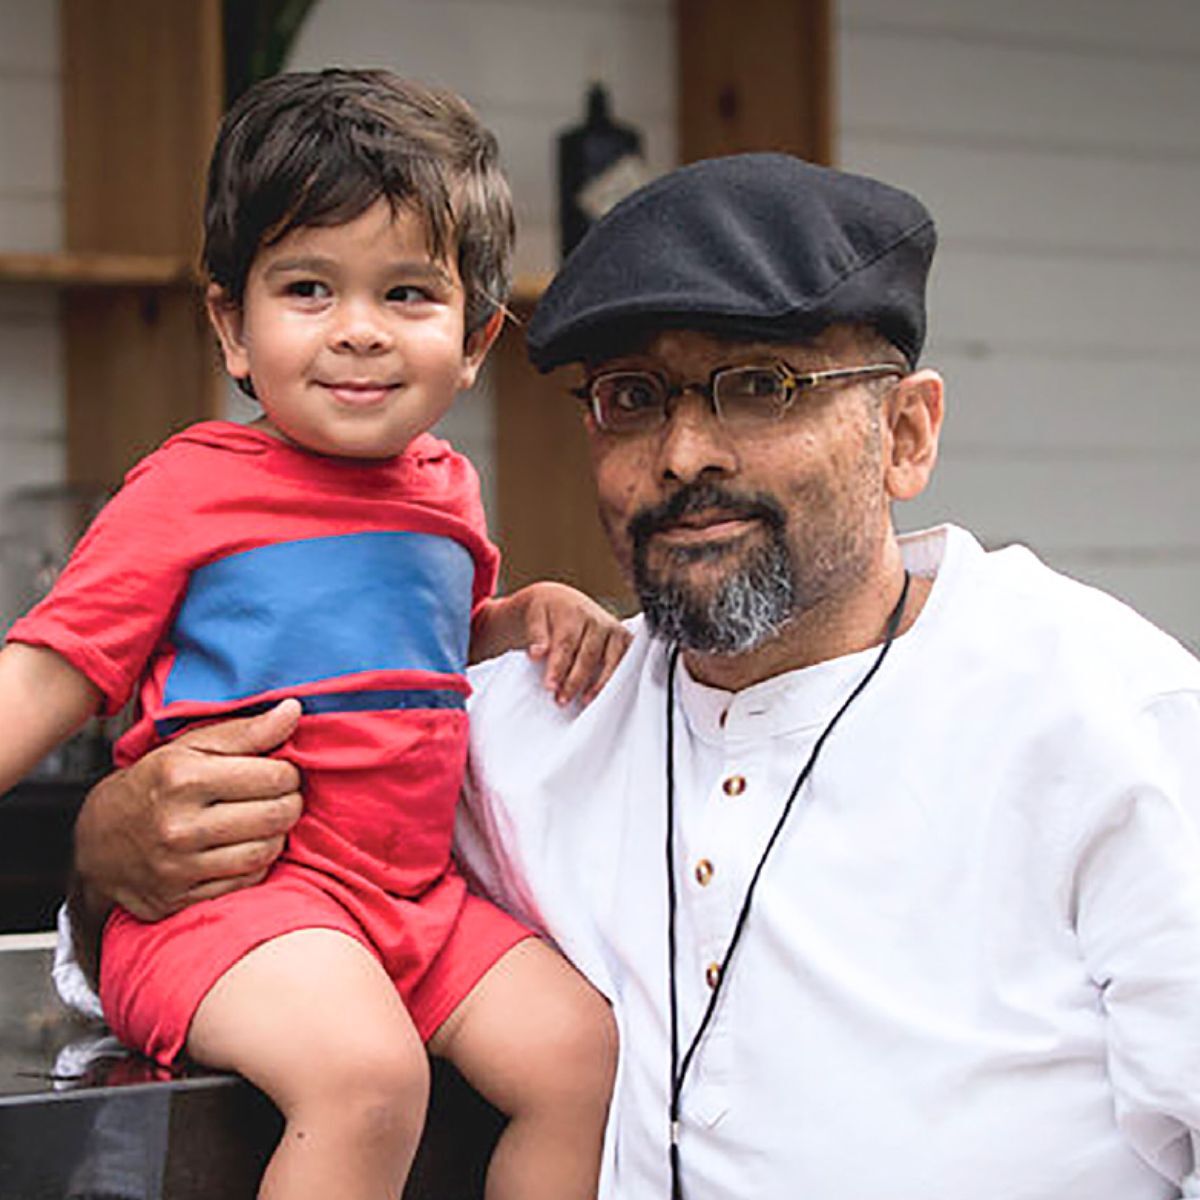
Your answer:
[9,421,530,1063]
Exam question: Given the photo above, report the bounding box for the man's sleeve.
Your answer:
[1074,689,1200,1191]
[454,654,552,936]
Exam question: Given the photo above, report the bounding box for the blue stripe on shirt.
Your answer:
[154,685,467,739]
[163,530,474,705]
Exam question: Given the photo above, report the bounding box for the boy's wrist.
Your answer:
[469,592,530,663]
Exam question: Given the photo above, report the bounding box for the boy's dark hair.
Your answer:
[203,68,515,335]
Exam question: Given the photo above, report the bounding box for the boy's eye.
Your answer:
[284,279,331,299]
[387,284,434,304]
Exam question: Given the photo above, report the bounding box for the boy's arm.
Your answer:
[470,582,631,705]
[0,643,102,796]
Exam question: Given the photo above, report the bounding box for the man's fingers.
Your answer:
[174,698,302,757]
[117,834,288,920]
[161,792,302,855]
[149,742,301,808]
[187,834,286,889]
[180,870,276,908]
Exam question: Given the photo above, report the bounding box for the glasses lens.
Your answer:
[592,372,666,432]
[713,366,788,425]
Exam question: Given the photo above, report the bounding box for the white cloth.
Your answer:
[457,524,1200,1200]
[54,901,104,1021]
[56,523,1200,1198]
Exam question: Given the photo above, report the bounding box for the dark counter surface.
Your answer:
[0,939,502,1198]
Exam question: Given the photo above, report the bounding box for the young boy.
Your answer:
[0,70,621,1199]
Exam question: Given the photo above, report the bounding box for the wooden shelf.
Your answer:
[510,272,551,307]
[0,262,543,296]
[0,256,540,298]
[0,251,198,288]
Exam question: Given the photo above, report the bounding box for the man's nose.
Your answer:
[655,391,739,484]
[330,301,392,354]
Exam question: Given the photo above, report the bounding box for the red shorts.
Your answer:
[99,860,532,1066]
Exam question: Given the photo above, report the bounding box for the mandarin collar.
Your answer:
[676,649,880,745]
[670,523,967,745]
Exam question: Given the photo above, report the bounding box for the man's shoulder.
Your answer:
[466,615,659,759]
[469,613,655,714]
[947,525,1200,704]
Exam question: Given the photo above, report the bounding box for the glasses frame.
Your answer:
[574,361,907,433]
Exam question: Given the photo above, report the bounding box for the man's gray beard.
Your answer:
[635,535,796,655]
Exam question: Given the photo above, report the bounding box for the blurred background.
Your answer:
[5,3,1196,1176]
[0,0,1198,665]
[4,0,1199,644]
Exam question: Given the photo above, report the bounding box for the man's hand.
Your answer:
[73,699,304,931]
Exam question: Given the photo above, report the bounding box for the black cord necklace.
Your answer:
[665,572,911,1200]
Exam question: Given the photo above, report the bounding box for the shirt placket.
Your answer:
[677,723,767,1127]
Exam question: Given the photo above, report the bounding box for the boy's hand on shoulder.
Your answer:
[470,583,631,706]
[524,582,631,705]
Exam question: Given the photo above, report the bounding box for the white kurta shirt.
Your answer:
[457,524,1200,1199]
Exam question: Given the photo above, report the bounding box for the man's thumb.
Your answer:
[175,698,303,756]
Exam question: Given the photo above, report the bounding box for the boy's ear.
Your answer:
[459,309,505,390]
[205,284,251,382]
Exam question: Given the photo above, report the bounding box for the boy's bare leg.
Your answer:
[188,928,430,1200]
[429,938,618,1200]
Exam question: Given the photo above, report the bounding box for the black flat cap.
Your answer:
[527,152,936,371]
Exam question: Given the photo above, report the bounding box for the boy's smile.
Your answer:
[208,198,498,459]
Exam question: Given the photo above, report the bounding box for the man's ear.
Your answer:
[205,284,250,382]
[883,369,944,502]
[459,309,506,390]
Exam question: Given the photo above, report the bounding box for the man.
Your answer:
[62,154,1200,1198]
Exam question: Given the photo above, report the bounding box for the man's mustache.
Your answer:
[628,482,787,550]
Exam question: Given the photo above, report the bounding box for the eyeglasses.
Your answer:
[573,361,906,434]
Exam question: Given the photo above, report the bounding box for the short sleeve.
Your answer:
[6,449,196,715]
[409,435,499,615]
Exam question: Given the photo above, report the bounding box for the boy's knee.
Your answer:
[542,989,618,1108]
[316,1034,431,1137]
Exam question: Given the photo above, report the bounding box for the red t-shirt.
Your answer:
[10,421,499,895]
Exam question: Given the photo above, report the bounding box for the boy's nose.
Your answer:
[330,305,392,353]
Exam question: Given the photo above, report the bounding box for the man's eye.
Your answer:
[606,377,660,412]
[284,280,330,299]
[724,368,781,400]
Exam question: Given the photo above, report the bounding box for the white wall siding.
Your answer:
[0,0,64,542]
[288,0,677,280]
[837,0,1200,650]
[5,0,1197,651]
[287,0,677,523]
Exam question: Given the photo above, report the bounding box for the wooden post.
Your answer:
[487,1,837,601]
[60,0,225,489]
[492,306,633,610]
[678,0,832,164]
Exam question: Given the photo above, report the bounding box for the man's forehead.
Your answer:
[583,324,860,373]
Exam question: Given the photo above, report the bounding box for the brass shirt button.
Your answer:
[694,859,714,886]
[722,775,746,796]
[705,962,722,989]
